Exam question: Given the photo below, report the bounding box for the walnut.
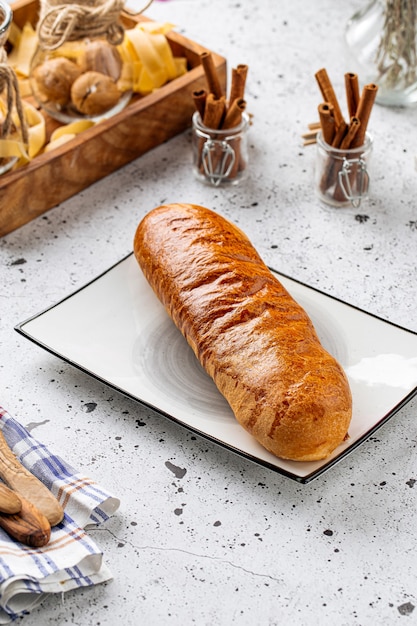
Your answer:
[82,40,123,82]
[32,57,82,106]
[70,71,121,116]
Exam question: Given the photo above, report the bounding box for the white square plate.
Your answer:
[15,254,417,483]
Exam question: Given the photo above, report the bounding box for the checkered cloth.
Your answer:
[0,406,120,623]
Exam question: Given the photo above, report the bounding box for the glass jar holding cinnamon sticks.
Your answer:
[192,110,250,186]
[313,68,377,209]
[315,131,373,209]
[191,52,250,186]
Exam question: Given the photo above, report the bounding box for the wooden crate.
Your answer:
[0,0,227,236]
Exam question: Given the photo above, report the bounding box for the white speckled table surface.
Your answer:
[2,0,417,623]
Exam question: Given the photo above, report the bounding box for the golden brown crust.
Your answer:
[134,204,352,461]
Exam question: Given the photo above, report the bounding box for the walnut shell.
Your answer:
[82,40,123,81]
[70,71,121,116]
[32,57,82,106]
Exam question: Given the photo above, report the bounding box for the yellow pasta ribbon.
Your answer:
[0,101,45,165]
[25,102,46,158]
[45,120,95,152]
[118,22,187,95]
[7,22,37,79]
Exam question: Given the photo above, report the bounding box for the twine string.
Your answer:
[37,0,154,50]
[0,48,29,144]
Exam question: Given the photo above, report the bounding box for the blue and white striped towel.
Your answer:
[0,406,120,623]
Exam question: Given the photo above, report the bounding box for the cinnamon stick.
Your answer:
[227,138,245,180]
[228,64,248,108]
[315,68,345,128]
[198,94,227,178]
[339,117,361,150]
[222,97,246,129]
[192,89,207,119]
[332,117,362,201]
[200,52,223,99]
[320,118,352,195]
[202,93,226,129]
[223,94,248,179]
[302,131,318,140]
[350,83,378,148]
[318,102,335,145]
[331,120,348,148]
[345,72,360,118]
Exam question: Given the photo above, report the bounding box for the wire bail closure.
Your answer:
[201,139,236,186]
[338,157,370,209]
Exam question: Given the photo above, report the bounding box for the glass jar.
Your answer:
[0,0,18,175]
[192,111,250,186]
[345,0,417,106]
[315,131,373,209]
[0,0,10,47]
[30,36,132,124]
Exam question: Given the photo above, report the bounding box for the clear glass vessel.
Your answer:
[192,111,250,187]
[30,36,132,124]
[345,0,417,106]
[0,0,18,175]
[315,132,373,209]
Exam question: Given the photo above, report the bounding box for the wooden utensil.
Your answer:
[0,431,64,526]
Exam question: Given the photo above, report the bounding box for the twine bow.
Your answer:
[0,48,29,145]
[37,0,154,50]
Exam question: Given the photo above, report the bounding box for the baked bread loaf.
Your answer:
[134,204,352,461]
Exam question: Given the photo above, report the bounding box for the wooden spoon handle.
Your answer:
[0,494,51,547]
[0,483,22,514]
[0,431,64,526]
